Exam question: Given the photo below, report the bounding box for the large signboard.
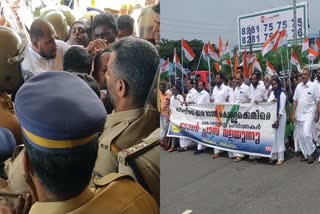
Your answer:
[238,2,308,52]
[167,102,277,157]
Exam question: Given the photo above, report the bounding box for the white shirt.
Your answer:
[268,91,286,116]
[250,82,268,103]
[211,84,229,103]
[22,40,70,75]
[186,88,199,103]
[228,86,235,103]
[197,89,210,104]
[234,83,251,103]
[170,94,184,110]
[293,81,319,121]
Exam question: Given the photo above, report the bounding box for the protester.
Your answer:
[117,15,135,39]
[160,83,171,141]
[292,68,320,164]
[177,79,199,152]
[267,77,287,165]
[21,19,70,75]
[193,80,210,155]
[168,85,184,152]
[63,46,92,74]
[67,21,90,47]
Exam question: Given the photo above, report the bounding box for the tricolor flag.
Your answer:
[262,30,279,58]
[243,48,248,78]
[214,62,221,72]
[307,48,318,62]
[173,49,187,76]
[266,60,277,76]
[160,59,170,78]
[208,41,220,62]
[290,49,301,72]
[220,41,231,62]
[218,36,223,57]
[234,49,239,75]
[248,56,262,77]
[201,43,210,65]
[301,36,309,58]
[181,39,195,63]
[273,29,287,53]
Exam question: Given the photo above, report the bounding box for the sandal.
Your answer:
[276,160,284,165]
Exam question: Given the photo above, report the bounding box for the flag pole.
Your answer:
[174,48,177,85]
[167,58,171,86]
[286,46,292,93]
[280,53,286,88]
[196,43,205,76]
[207,54,212,96]
[181,39,184,94]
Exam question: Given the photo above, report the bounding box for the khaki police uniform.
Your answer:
[0,93,22,145]
[29,173,159,214]
[94,107,160,203]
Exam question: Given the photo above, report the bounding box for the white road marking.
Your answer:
[182,210,193,214]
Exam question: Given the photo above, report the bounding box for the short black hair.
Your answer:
[63,46,92,74]
[153,3,160,14]
[215,73,225,80]
[24,137,98,200]
[73,73,101,98]
[111,37,159,107]
[187,79,194,85]
[92,49,112,88]
[92,13,117,32]
[68,21,90,40]
[252,72,260,80]
[198,80,206,88]
[117,15,134,31]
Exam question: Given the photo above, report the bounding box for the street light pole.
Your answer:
[293,0,297,45]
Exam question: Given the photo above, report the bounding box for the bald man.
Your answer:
[21,18,70,75]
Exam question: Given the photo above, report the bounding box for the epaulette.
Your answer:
[93,173,133,187]
[118,128,160,165]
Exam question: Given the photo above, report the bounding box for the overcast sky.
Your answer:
[161,0,320,47]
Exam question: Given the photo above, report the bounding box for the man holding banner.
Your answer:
[232,72,251,161]
[178,79,199,152]
[211,73,231,159]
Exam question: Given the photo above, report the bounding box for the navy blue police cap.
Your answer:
[0,128,16,162]
[15,71,107,153]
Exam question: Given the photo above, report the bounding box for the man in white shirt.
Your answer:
[250,72,268,104]
[178,80,199,152]
[233,72,251,161]
[22,19,70,75]
[263,74,273,97]
[210,73,231,158]
[292,68,320,164]
[194,81,210,155]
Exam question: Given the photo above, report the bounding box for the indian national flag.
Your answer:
[234,49,239,75]
[218,36,223,57]
[290,49,301,72]
[201,43,210,65]
[248,57,261,77]
[173,49,187,76]
[214,62,221,72]
[160,59,170,78]
[181,39,195,63]
[262,30,279,58]
[208,41,220,62]
[220,41,230,62]
[307,48,318,62]
[266,60,277,76]
[301,36,309,58]
[273,29,287,53]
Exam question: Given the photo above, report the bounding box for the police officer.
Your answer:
[93,37,160,204]
[11,71,159,213]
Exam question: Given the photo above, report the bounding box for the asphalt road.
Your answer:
[161,148,320,214]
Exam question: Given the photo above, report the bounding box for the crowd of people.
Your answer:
[160,67,320,165]
[0,1,161,213]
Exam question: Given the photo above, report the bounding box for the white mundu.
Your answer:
[180,88,199,148]
[211,84,229,103]
[196,89,210,150]
[293,81,319,159]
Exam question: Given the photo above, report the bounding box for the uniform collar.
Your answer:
[105,108,145,128]
[302,80,311,88]
[29,188,94,214]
